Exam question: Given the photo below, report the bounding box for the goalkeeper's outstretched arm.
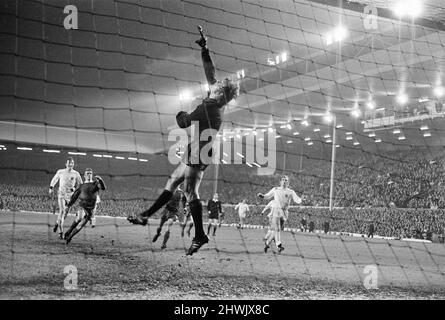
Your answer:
[196,25,217,86]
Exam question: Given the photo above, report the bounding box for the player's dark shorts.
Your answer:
[77,207,94,221]
[162,208,179,221]
[183,140,214,171]
[208,211,219,219]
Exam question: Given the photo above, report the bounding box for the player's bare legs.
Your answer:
[127,163,186,225]
[238,216,245,229]
[53,196,64,234]
[264,229,273,252]
[184,166,208,255]
[64,213,81,241]
[161,218,174,249]
[152,213,174,249]
[180,209,189,237]
[207,218,218,236]
[218,214,224,228]
[54,197,69,239]
[64,207,92,244]
[153,213,168,243]
[265,217,283,253]
[65,217,89,244]
[184,215,194,237]
[275,230,283,252]
[90,215,96,228]
[90,206,97,228]
[186,221,194,237]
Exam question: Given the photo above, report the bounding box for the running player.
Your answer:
[49,157,82,239]
[152,187,187,249]
[127,26,239,255]
[235,199,249,229]
[64,168,106,244]
[258,175,302,253]
[207,193,222,236]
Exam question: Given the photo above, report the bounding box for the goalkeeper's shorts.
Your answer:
[76,207,94,221]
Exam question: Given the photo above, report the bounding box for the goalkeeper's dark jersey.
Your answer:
[165,189,187,213]
[68,179,106,210]
[176,48,226,133]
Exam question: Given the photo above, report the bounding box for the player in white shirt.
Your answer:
[235,199,249,229]
[258,175,302,253]
[49,157,82,238]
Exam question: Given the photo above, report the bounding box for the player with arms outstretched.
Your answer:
[64,168,106,244]
[152,187,187,249]
[127,26,239,256]
[49,157,82,239]
[258,175,302,253]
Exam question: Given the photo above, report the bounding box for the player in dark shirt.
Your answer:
[308,220,315,233]
[128,26,239,255]
[300,216,307,232]
[207,193,223,236]
[368,222,375,238]
[323,220,330,234]
[64,168,105,244]
[152,187,187,249]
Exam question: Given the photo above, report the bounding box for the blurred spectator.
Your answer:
[308,219,315,233]
[2,146,445,241]
[368,223,375,238]
[323,220,330,234]
[300,216,307,232]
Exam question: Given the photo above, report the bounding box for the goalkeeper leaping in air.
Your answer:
[64,168,106,244]
[127,25,240,256]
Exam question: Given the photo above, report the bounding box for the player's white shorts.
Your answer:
[58,192,73,212]
[269,206,284,218]
[270,216,283,231]
[269,207,284,231]
[239,213,246,219]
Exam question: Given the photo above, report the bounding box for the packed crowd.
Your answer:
[220,205,444,240]
[1,148,445,239]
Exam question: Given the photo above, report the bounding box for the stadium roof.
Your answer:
[1,0,445,155]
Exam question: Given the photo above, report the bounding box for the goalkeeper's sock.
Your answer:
[140,190,173,218]
[66,223,83,243]
[64,220,79,239]
[189,199,205,239]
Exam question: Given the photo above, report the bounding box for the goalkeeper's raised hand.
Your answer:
[195,25,207,48]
